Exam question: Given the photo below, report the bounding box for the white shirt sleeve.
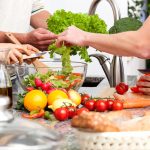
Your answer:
[32,0,45,14]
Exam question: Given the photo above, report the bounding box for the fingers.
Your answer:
[25,44,39,52]
[7,49,23,64]
[137,81,150,87]
[56,36,66,47]
[139,87,150,95]
[140,75,150,81]
[35,29,57,41]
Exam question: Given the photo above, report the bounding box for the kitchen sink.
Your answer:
[82,77,105,87]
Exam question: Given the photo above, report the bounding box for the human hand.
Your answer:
[56,25,87,47]
[25,28,57,50]
[136,74,150,95]
[7,44,39,64]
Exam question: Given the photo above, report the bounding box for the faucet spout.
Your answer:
[88,0,125,87]
[88,0,121,21]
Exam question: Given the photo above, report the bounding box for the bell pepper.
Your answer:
[22,109,45,119]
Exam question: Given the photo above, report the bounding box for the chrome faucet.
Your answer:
[88,0,125,87]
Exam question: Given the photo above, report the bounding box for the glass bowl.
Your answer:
[15,61,87,92]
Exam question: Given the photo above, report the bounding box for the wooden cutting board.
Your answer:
[114,92,150,109]
[97,87,150,109]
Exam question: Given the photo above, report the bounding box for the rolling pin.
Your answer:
[5,32,48,74]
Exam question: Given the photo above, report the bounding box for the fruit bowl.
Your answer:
[15,60,87,92]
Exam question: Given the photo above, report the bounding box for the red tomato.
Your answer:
[76,107,89,116]
[115,85,125,95]
[84,100,95,111]
[112,101,123,111]
[54,108,69,121]
[119,82,129,92]
[106,99,114,110]
[34,78,43,87]
[81,93,90,105]
[115,82,129,95]
[26,87,34,91]
[67,106,76,119]
[130,86,140,93]
[94,100,108,112]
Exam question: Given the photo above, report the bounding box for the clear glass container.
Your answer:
[0,48,12,108]
[0,96,64,150]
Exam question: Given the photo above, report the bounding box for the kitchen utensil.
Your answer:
[5,32,48,74]
[22,51,47,60]
[0,96,64,150]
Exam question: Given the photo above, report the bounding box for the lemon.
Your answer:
[47,89,68,105]
[48,98,76,111]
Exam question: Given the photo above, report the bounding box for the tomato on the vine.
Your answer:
[84,100,95,111]
[67,106,76,119]
[54,107,69,121]
[94,100,108,112]
[112,101,123,111]
[76,107,89,116]
[106,99,114,110]
[81,93,90,105]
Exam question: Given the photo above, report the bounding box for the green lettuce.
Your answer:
[47,9,107,74]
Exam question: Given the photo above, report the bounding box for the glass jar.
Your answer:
[0,48,12,108]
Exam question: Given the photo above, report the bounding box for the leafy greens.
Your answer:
[47,9,107,74]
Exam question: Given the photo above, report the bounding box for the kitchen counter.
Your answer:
[13,79,150,150]
[13,80,111,150]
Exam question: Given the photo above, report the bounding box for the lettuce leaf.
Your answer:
[47,9,107,74]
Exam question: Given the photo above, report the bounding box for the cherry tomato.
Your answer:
[106,99,114,110]
[26,87,34,91]
[76,107,89,116]
[130,86,140,93]
[84,100,95,111]
[115,82,129,95]
[54,107,69,121]
[112,101,123,111]
[81,93,90,105]
[34,78,43,88]
[67,106,76,119]
[119,82,129,92]
[94,100,108,112]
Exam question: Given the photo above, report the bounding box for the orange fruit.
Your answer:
[24,90,47,112]
[47,89,68,105]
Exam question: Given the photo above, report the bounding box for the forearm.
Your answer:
[0,31,27,44]
[31,10,51,29]
[84,31,150,58]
